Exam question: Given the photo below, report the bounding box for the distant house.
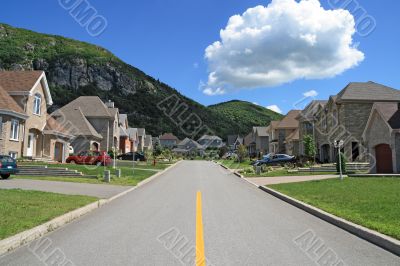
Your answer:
[227,135,243,151]
[126,128,139,153]
[52,96,119,153]
[244,132,256,157]
[119,114,132,154]
[252,127,269,155]
[197,135,224,149]
[144,134,153,151]
[159,133,179,149]
[173,138,204,156]
[0,71,72,162]
[137,128,146,152]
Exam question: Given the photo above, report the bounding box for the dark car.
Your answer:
[0,155,19,179]
[117,152,147,161]
[254,153,296,166]
[66,151,112,166]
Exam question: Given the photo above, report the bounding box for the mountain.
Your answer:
[0,23,283,139]
[209,100,283,135]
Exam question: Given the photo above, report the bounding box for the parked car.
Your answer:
[253,153,296,166]
[0,155,19,179]
[66,151,112,166]
[117,152,147,161]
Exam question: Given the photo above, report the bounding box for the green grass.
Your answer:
[218,159,253,169]
[0,189,97,240]
[244,169,336,177]
[269,178,400,240]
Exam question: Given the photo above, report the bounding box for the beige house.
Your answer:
[137,128,146,152]
[244,127,269,157]
[0,71,72,162]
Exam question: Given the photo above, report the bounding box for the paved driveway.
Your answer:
[0,161,398,265]
[0,179,132,199]
[246,174,339,186]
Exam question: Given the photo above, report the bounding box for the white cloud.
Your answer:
[252,102,260,106]
[204,0,364,93]
[266,105,283,114]
[303,90,318,97]
[202,87,226,96]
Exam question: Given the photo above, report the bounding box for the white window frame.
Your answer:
[9,152,17,159]
[33,93,42,115]
[10,119,19,141]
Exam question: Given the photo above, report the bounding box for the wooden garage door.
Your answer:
[375,144,393,173]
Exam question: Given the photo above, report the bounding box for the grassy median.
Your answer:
[269,178,400,240]
[0,189,97,240]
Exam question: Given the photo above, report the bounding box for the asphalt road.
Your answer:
[0,179,132,199]
[0,161,399,265]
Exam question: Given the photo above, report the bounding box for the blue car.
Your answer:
[0,155,19,179]
[254,153,296,166]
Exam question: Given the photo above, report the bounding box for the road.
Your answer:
[0,161,399,265]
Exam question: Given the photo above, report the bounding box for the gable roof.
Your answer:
[297,100,328,121]
[44,115,74,138]
[253,127,269,137]
[198,135,222,141]
[160,133,178,141]
[178,138,203,149]
[108,108,119,118]
[337,82,400,102]
[286,128,300,141]
[126,128,138,140]
[52,108,102,139]
[119,114,128,128]
[244,132,255,146]
[0,71,53,105]
[0,85,28,119]
[54,96,112,118]
[277,110,301,129]
[137,128,146,137]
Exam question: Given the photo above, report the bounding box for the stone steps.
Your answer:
[16,165,85,177]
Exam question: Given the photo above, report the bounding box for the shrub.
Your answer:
[336,153,347,173]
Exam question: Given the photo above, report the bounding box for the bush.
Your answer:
[336,153,347,173]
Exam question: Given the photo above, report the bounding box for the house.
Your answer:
[144,135,153,151]
[137,128,146,152]
[268,110,301,155]
[52,96,119,153]
[227,135,243,151]
[159,133,179,149]
[252,127,269,155]
[0,71,72,162]
[313,82,400,163]
[362,102,400,173]
[244,132,256,157]
[126,128,139,152]
[197,135,224,149]
[119,114,132,154]
[173,138,204,156]
[297,100,327,156]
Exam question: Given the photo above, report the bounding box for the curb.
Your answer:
[0,160,182,256]
[215,162,400,256]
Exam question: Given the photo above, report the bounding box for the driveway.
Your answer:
[0,179,132,199]
[246,174,339,186]
[0,161,398,265]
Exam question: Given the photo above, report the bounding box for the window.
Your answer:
[33,93,42,115]
[9,152,17,159]
[10,119,19,140]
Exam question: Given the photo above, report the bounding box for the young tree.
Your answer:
[237,144,247,163]
[336,152,347,173]
[153,142,162,158]
[303,135,316,161]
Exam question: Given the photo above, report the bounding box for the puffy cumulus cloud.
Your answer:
[203,0,364,94]
[202,87,226,96]
[266,105,282,114]
[303,90,318,97]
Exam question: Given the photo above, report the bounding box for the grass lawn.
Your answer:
[269,178,400,240]
[218,159,253,169]
[16,164,159,186]
[0,189,97,240]
[244,169,336,177]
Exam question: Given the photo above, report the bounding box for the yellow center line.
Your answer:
[196,191,206,266]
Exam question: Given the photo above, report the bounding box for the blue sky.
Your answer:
[1,0,400,114]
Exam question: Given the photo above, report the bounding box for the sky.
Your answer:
[1,0,400,114]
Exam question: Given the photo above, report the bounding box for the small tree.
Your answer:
[153,142,162,158]
[336,152,347,173]
[303,135,316,162]
[237,144,247,163]
[219,146,228,158]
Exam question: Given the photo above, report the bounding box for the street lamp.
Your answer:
[334,140,344,180]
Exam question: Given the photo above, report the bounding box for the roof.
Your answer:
[178,138,203,149]
[298,100,328,121]
[372,103,400,130]
[108,108,119,118]
[253,127,269,137]
[137,128,146,137]
[337,82,400,102]
[286,128,300,141]
[160,133,178,141]
[277,110,301,129]
[51,108,103,139]
[0,85,28,119]
[44,115,74,138]
[54,96,112,118]
[126,128,138,140]
[244,132,255,146]
[269,121,281,130]
[119,126,129,137]
[144,135,153,147]
[198,135,222,141]
[119,114,128,127]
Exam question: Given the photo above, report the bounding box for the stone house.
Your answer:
[244,127,269,157]
[159,133,179,149]
[173,138,204,156]
[0,71,72,162]
[313,82,400,163]
[52,96,120,153]
[197,135,224,149]
[269,110,301,155]
[137,128,146,152]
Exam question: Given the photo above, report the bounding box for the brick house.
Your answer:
[0,71,72,162]
[159,133,179,149]
[313,82,400,163]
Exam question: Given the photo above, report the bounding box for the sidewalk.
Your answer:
[246,175,339,186]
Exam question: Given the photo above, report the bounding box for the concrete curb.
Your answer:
[215,162,400,256]
[0,160,182,256]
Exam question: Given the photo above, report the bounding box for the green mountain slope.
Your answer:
[0,23,282,139]
[209,101,283,135]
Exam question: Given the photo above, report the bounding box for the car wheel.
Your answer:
[96,161,102,166]
[69,160,76,164]
[1,174,10,179]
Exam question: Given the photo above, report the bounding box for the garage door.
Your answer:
[375,144,393,173]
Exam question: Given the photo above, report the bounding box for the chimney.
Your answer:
[105,100,114,108]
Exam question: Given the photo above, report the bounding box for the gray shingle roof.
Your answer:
[54,96,112,118]
[137,128,145,137]
[253,127,269,137]
[337,82,400,102]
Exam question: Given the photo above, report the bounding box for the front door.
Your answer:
[375,144,393,173]
[26,133,34,157]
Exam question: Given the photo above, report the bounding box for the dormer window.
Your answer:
[33,93,42,115]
